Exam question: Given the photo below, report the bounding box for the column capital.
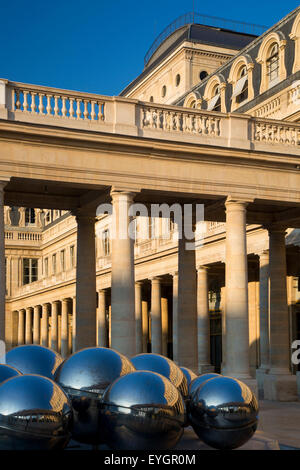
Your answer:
[110,189,136,203]
[149,276,163,283]
[135,280,143,286]
[225,196,254,209]
[256,249,269,260]
[196,265,210,273]
[169,271,178,277]
[264,223,287,235]
[72,209,96,222]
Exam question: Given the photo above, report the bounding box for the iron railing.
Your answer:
[144,12,267,66]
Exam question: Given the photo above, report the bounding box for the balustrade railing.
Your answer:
[0,79,299,153]
[254,120,300,146]
[11,83,105,123]
[140,105,221,137]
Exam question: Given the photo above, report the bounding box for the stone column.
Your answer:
[97,290,106,347]
[150,277,162,354]
[256,251,270,397]
[258,250,270,370]
[135,282,143,354]
[0,183,6,344]
[51,301,59,351]
[197,266,214,373]
[224,198,250,379]
[25,307,32,344]
[18,309,25,345]
[33,305,40,345]
[75,213,96,350]
[171,272,179,364]
[111,191,136,356]
[264,226,297,400]
[161,297,168,357]
[41,304,49,347]
[142,300,148,352]
[61,299,69,358]
[177,228,198,371]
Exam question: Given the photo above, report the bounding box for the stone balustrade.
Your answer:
[254,119,300,146]
[0,79,300,154]
[5,229,42,244]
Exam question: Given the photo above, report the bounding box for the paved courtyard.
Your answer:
[66,400,300,451]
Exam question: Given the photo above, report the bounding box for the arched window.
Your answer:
[207,84,221,112]
[267,43,279,86]
[25,208,35,225]
[183,93,201,109]
[256,32,287,93]
[233,65,248,104]
[204,76,226,112]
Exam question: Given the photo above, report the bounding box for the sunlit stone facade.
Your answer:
[1,7,300,401]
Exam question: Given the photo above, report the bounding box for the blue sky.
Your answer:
[0,0,299,96]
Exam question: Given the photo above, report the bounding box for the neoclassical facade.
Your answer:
[1,7,300,401]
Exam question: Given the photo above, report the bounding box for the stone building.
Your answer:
[1,6,300,401]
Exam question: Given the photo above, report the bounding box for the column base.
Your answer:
[263,373,297,401]
[256,367,269,400]
[198,364,215,375]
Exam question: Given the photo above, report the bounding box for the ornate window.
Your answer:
[204,76,226,112]
[256,32,287,93]
[183,92,201,109]
[290,11,300,73]
[208,84,221,111]
[228,57,254,111]
[267,43,279,85]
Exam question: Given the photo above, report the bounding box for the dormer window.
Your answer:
[267,43,279,86]
[207,85,221,111]
[232,65,248,104]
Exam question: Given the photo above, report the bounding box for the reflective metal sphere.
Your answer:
[4,345,63,380]
[0,364,21,384]
[0,374,72,450]
[102,370,185,450]
[55,347,135,445]
[131,354,188,398]
[180,367,197,388]
[188,376,259,449]
[189,373,220,396]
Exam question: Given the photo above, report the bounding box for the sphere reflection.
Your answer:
[0,364,21,385]
[189,376,259,449]
[102,370,185,450]
[189,373,220,396]
[0,374,72,450]
[55,347,135,445]
[132,354,188,398]
[4,345,63,380]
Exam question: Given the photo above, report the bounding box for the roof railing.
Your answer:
[144,12,267,67]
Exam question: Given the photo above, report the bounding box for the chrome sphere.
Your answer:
[55,347,135,444]
[4,345,63,380]
[102,370,185,450]
[180,367,197,388]
[131,354,188,398]
[188,376,259,449]
[0,364,21,384]
[189,373,220,396]
[0,374,72,450]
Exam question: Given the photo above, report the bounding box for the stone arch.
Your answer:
[290,11,300,73]
[256,31,287,93]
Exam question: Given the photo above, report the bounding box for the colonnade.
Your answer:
[14,297,75,358]
[1,184,298,400]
